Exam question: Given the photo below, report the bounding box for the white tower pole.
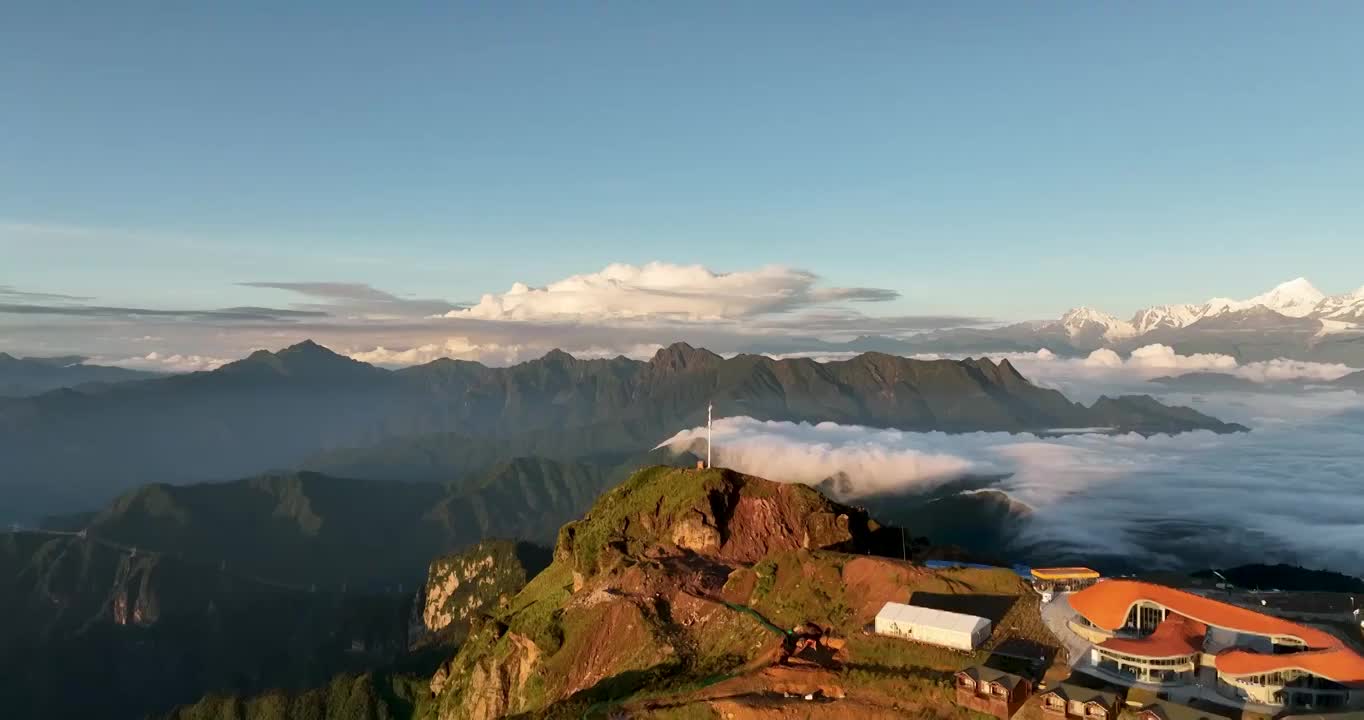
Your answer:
[707,402,713,469]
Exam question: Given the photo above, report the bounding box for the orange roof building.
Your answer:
[1099,613,1206,659]
[1069,580,1364,713]
[1032,566,1101,593]
[1033,567,1102,581]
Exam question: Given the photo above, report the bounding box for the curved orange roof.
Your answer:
[1100,614,1205,659]
[1217,647,1364,682]
[1073,580,1364,684]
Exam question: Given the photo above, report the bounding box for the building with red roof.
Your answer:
[1068,580,1364,712]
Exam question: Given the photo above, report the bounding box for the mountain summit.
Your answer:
[1055,307,1137,341]
[648,341,723,372]
[1203,277,1325,318]
[215,339,385,381]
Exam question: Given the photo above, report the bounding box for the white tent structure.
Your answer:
[874,602,992,651]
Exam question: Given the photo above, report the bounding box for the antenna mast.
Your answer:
[706,402,713,469]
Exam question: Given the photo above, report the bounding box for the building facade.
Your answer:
[955,666,1031,720]
[1037,682,1120,719]
[1069,580,1364,712]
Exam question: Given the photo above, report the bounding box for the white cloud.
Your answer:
[740,351,864,363]
[101,352,231,373]
[1088,344,1239,372]
[345,336,664,367]
[744,349,1062,365]
[656,397,1364,574]
[347,337,524,366]
[441,262,897,323]
[957,344,1358,391]
[911,349,1059,363]
[1234,357,1358,383]
[1078,344,1354,382]
[657,419,979,497]
[4,259,988,364]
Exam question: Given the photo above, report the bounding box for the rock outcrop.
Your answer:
[412,539,550,649]
[555,466,875,577]
[429,466,884,720]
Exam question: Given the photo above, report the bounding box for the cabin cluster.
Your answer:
[954,663,1244,720]
[954,665,1033,719]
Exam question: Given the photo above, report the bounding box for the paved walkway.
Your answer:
[1039,593,1091,668]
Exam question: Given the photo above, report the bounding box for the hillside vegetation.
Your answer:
[42,462,616,590]
[427,466,1061,720]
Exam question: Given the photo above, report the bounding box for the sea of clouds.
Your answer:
[657,355,1364,576]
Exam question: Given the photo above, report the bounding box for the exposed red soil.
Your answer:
[718,487,855,564]
[663,667,911,720]
[705,697,906,720]
[840,555,928,624]
[560,599,671,698]
[694,665,847,701]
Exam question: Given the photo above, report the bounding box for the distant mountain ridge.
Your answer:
[41,462,620,589]
[0,340,1243,520]
[0,352,160,397]
[1049,277,1352,340]
[906,277,1364,363]
[1145,367,1364,392]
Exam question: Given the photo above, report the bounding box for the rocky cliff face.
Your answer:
[0,531,414,720]
[412,539,549,648]
[428,466,884,720]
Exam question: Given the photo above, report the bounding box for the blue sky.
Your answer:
[3,3,1363,362]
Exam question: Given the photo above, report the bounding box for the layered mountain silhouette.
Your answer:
[41,461,620,590]
[0,340,1242,521]
[0,352,159,397]
[1145,367,1364,393]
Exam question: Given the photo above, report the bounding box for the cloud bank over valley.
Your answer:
[658,377,1364,576]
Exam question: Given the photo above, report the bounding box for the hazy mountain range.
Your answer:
[3,279,1359,395]
[1147,366,1364,393]
[0,352,160,397]
[42,461,624,590]
[0,340,1242,523]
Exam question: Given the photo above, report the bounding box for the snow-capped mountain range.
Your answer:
[1043,278,1364,342]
